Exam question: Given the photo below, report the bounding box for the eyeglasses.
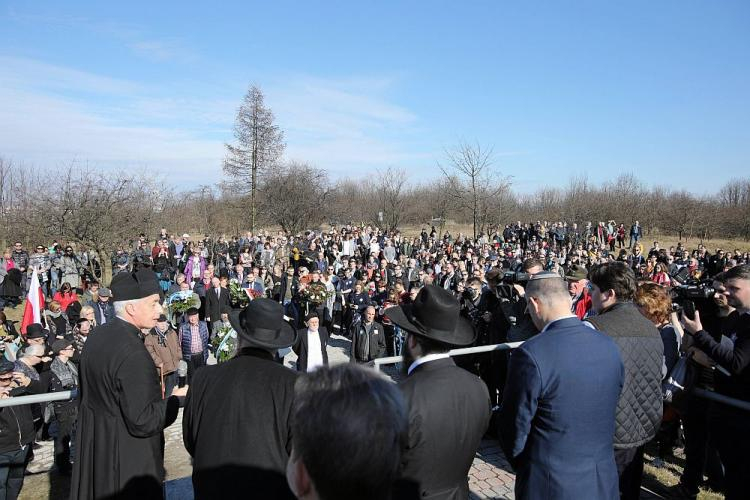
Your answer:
[0,376,13,382]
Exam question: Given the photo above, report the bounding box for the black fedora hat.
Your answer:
[229,298,298,350]
[387,285,476,346]
[25,323,47,340]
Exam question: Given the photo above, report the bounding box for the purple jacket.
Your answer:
[184,255,207,282]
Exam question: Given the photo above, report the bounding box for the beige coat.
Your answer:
[143,327,182,375]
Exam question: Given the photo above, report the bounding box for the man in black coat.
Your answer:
[293,313,329,372]
[389,286,491,500]
[71,270,187,500]
[0,359,36,500]
[681,264,750,500]
[183,298,298,499]
[204,276,230,334]
[350,306,386,364]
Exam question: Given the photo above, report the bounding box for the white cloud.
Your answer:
[267,74,427,174]
[0,56,141,95]
[0,56,427,185]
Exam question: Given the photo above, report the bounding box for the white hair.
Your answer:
[114,298,142,318]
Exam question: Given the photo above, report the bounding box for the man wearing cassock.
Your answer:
[71,269,188,500]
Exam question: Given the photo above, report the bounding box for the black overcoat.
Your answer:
[399,358,491,500]
[183,348,298,499]
[71,317,180,500]
[292,327,329,372]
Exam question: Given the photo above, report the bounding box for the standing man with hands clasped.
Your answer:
[681,264,750,500]
[498,272,624,500]
[71,269,188,500]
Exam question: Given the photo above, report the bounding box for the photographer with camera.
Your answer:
[501,257,544,343]
[474,258,543,407]
[673,274,736,498]
[681,264,750,500]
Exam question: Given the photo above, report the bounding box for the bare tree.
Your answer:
[375,167,408,231]
[260,162,329,235]
[25,165,157,284]
[223,85,285,232]
[718,178,750,240]
[439,142,512,239]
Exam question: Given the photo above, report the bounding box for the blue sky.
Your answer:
[1,1,748,193]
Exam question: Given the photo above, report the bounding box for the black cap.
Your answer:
[0,359,14,374]
[110,269,161,301]
[185,307,200,316]
[51,339,73,355]
[157,314,168,322]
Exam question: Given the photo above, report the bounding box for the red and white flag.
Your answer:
[20,269,45,335]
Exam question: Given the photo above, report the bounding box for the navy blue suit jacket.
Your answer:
[499,316,624,500]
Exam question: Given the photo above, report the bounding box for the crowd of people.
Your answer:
[0,219,747,500]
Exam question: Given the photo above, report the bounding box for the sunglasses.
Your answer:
[0,376,13,382]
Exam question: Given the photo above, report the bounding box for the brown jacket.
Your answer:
[143,327,182,375]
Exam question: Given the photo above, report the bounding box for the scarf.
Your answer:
[152,326,168,347]
[51,356,78,389]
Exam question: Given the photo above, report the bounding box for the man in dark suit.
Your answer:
[438,263,459,293]
[204,276,230,335]
[183,298,299,500]
[388,285,491,500]
[499,272,624,500]
[350,306,386,364]
[292,313,329,372]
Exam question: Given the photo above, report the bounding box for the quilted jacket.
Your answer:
[588,302,663,448]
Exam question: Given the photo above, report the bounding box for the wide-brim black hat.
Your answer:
[387,285,476,346]
[229,298,298,350]
[25,323,47,339]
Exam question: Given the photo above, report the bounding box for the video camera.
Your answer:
[501,271,530,286]
[671,281,715,320]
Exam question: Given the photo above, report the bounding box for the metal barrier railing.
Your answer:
[373,341,750,414]
[692,387,750,412]
[0,390,73,408]
[1,349,748,414]
[373,341,524,370]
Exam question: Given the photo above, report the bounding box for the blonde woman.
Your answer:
[79,305,97,328]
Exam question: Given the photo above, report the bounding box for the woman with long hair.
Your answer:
[652,262,672,287]
[52,282,79,314]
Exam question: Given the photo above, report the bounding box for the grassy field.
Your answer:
[642,446,724,500]
[399,222,750,253]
